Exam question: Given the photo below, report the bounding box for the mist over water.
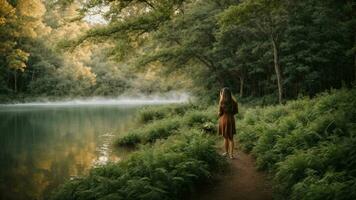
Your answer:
[1,92,191,107]
[0,92,192,199]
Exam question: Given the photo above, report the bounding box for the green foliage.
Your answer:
[239,94,280,106]
[136,104,196,124]
[138,0,227,101]
[117,104,218,147]
[202,121,216,134]
[236,88,356,199]
[116,117,181,146]
[116,133,141,147]
[50,130,227,200]
[1,0,355,102]
[183,108,216,128]
[6,49,29,72]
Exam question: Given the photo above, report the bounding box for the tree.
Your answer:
[219,0,287,103]
[281,0,354,96]
[137,0,232,99]
[0,0,50,94]
[6,49,29,92]
[66,0,187,51]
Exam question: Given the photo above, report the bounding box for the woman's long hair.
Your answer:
[219,87,234,112]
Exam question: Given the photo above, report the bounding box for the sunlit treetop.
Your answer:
[56,0,187,52]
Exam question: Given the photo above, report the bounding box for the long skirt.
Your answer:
[218,114,236,140]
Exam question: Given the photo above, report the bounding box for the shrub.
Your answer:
[202,122,216,134]
[236,88,356,199]
[137,107,166,123]
[136,104,197,124]
[116,133,141,147]
[144,118,181,143]
[182,108,216,128]
[116,117,181,147]
[117,105,221,147]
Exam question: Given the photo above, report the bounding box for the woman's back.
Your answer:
[219,100,238,116]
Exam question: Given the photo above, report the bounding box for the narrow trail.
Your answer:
[193,146,273,200]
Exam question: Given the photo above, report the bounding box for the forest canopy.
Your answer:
[0,0,355,103]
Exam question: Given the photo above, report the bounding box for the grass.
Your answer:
[236,88,356,199]
[50,130,227,200]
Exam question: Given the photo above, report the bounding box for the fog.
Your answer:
[1,93,191,107]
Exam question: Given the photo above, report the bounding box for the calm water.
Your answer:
[0,105,141,200]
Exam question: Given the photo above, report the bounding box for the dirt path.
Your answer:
[193,147,273,200]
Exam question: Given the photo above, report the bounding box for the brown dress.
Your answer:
[218,101,238,139]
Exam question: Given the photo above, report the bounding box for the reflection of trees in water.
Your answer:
[0,131,93,200]
[0,106,138,200]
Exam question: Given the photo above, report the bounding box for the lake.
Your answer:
[0,100,184,200]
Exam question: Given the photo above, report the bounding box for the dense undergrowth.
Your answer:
[237,89,356,200]
[116,104,217,147]
[136,104,199,123]
[50,103,227,200]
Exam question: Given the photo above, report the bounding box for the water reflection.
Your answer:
[0,106,138,200]
[94,132,120,165]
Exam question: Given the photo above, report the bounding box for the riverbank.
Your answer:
[50,88,356,200]
[50,103,228,200]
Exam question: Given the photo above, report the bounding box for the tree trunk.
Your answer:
[239,76,244,97]
[353,3,356,83]
[354,52,356,83]
[32,70,35,81]
[14,71,17,93]
[272,38,283,104]
[354,34,356,83]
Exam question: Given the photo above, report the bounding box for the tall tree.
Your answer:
[219,0,287,103]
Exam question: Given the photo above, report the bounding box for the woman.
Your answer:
[218,87,238,159]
